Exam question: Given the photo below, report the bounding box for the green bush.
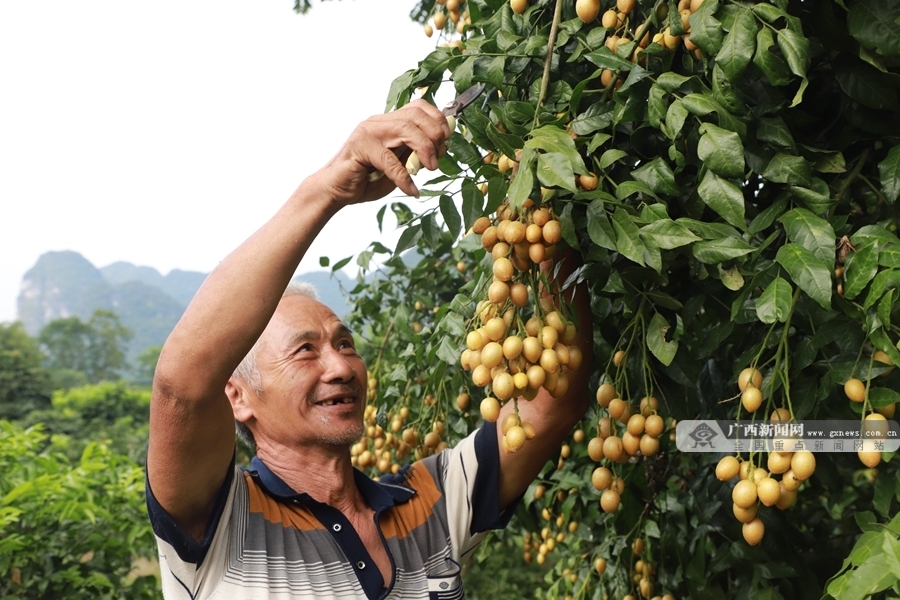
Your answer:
[0,421,157,599]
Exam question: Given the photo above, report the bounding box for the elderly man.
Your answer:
[146,99,590,599]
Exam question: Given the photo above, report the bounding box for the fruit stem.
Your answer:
[535,0,564,122]
[834,148,869,205]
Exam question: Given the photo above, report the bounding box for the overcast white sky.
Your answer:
[0,0,445,323]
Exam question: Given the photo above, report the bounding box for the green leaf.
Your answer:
[698,123,745,178]
[648,84,668,129]
[880,246,900,268]
[394,224,422,256]
[878,145,900,204]
[656,72,692,92]
[640,219,702,249]
[749,196,788,235]
[697,170,746,228]
[617,179,660,201]
[665,99,689,140]
[384,69,415,112]
[775,243,832,309]
[461,178,485,229]
[692,236,755,263]
[844,244,880,300]
[754,27,791,86]
[763,153,812,185]
[756,276,793,323]
[777,28,811,78]
[587,199,616,250]
[688,0,724,55]
[647,312,678,366]
[869,388,900,410]
[757,117,795,151]
[536,152,577,192]
[631,157,681,196]
[791,183,837,215]
[779,208,836,267]
[439,195,462,240]
[716,9,757,80]
[848,0,900,57]
[508,148,537,211]
[611,208,647,266]
[584,46,635,71]
[678,217,743,240]
[599,149,628,170]
[719,264,745,291]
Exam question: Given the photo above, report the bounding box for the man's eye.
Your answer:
[339,340,356,351]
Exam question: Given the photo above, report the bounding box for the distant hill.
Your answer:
[17,251,355,362]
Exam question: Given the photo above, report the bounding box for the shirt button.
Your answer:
[332,524,342,532]
[357,561,366,570]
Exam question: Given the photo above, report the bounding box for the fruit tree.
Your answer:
[317,0,900,597]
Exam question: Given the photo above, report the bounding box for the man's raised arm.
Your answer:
[146,101,451,539]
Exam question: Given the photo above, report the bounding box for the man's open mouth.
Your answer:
[317,397,355,407]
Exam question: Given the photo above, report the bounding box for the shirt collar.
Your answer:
[249,455,416,510]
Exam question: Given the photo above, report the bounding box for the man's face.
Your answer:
[239,295,367,450]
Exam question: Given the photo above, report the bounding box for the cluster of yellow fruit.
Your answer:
[462,201,583,453]
[424,0,470,37]
[350,403,449,475]
[523,485,580,565]
[843,351,896,468]
[589,384,667,513]
[626,538,660,599]
[716,444,809,545]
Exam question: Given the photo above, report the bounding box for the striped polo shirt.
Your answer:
[146,422,512,599]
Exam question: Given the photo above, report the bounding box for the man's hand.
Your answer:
[309,100,452,208]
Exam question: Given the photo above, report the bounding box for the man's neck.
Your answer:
[255,442,366,511]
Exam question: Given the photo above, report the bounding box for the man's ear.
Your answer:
[226,377,254,424]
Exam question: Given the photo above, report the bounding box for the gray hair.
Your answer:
[233,281,319,452]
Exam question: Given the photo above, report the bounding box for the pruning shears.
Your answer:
[368,83,487,182]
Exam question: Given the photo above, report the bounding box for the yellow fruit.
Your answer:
[601,8,618,28]
[859,450,882,467]
[592,466,613,490]
[603,435,625,461]
[492,372,515,399]
[627,414,646,436]
[600,489,621,512]
[578,171,599,190]
[617,0,636,13]
[738,368,763,392]
[456,392,470,411]
[542,220,562,244]
[732,479,758,509]
[614,350,627,367]
[874,350,895,375]
[644,414,665,437]
[594,557,607,574]
[480,397,501,422]
[844,378,866,403]
[767,451,792,475]
[775,484,797,509]
[741,386,763,412]
[622,431,641,455]
[510,0,528,14]
[596,383,617,407]
[715,455,740,481]
[424,24,434,37]
[770,407,791,422]
[633,537,645,555]
[506,426,526,452]
[782,469,802,491]
[742,517,765,545]
[433,11,447,29]
[733,502,758,523]
[756,477,781,507]
[575,0,601,23]
[588,436,605,462]
[791,451,816,480]
[608,397,627,420]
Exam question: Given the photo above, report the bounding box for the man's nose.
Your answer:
[321,346,356,382]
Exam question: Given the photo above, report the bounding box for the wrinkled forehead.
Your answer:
[262,294,346,347]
